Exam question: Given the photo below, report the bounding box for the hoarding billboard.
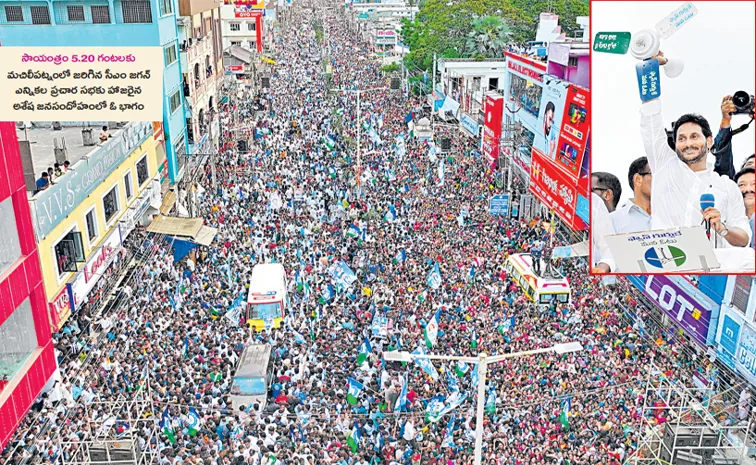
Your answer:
[481,94,504,168]
[529,148,586,229]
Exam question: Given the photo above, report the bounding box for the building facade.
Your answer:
[0,0,189,183]
[0,122,57,449]
[221,3,263,53]
[178,0,223,153]
[28,122,162,332]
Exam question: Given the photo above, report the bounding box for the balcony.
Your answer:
[179,0,220,16]
[179,34,212,65]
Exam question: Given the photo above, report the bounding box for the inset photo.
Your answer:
[591,1,756,274]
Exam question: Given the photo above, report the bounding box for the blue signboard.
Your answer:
[460,113,480,136]
[489,195,509,216]
[735,323,756,387]
[636,59,661,102]
[719,312,742,370]
[30,121,152,239]
[575,194,589,225]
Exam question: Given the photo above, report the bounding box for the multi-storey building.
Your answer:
[221,1,264,53]
[0,0,190,182]
[178,0,223,152]
[0,122,57,449]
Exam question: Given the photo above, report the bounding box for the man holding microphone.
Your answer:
[639,51,752,270]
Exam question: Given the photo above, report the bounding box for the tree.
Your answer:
[464,16,512,57]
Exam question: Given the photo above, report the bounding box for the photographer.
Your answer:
[713,95,755,180]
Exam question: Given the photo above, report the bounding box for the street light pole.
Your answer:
[382,342,583,465]
[474,354,487,465]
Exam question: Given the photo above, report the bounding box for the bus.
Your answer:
[504,253,571,305]
[246,263,288,331]
[230,344,274,411]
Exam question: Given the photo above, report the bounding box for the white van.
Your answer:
[246,263,288,331]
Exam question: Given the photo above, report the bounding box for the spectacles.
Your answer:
[637,171,652,176]
[592,187,609,193]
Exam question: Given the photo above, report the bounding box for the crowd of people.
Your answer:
[1,3,704,465]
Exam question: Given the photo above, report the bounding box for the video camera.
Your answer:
[731,91,754,116]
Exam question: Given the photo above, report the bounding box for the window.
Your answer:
[231,41,242,47]
[67,4,85,21]
[124,171,133,200]
[85,208,98,244]
[568,56,579,67]
[30,5,50,24]
[4,5,23,22]
[164,43,177,67]
[247,22,255,31]
[488,77,499,91]
[54,230,85,275]
[0,198,22,276]
[103,185,120,224]
[169,90,181,114]
[91,5,110,23]
[158,0,172,15]
[136,156,149,185]
[121,0,152,24]
[230,22,240,31]
[0,299,37,389]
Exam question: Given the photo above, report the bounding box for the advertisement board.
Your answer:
[49,287,72,332]
[504,53,546,139]
[69,226,123,311]
[717,306,743,371]
[459,113,479,137]
[735,323,756,387]
[225,0,265,7]
[235,10,262,18]
[555,85,590,180]
[533,80,568,162]
[529,148,585,229]
[482,94,504,168]
[626,274,718,347]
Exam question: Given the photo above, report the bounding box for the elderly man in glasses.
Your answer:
[610,156,653,234]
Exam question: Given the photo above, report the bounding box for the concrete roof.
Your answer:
[16,124,111,178]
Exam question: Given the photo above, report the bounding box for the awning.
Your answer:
[160,191,177,215]
[193,226,218,246]
[552,240,589,259]
[147,216,203,238]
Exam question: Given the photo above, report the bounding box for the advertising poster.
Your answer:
[533,80,568,162]
[482,94,504,168]
[225,0,265,7]
[504,53,545,137]
[717,306,743,371]
[736,323,756,387]
[529,148,586,230]
[625,274,718,347]
[555,85,590,179]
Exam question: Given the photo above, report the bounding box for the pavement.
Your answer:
[16,124,103,178]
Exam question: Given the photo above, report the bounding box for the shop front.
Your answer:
[68,226,124,314]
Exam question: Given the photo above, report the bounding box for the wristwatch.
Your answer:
[717,223,730,237]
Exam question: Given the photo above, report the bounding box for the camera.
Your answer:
[731,91,754,115]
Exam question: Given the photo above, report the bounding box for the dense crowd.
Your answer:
[1,3,699,465]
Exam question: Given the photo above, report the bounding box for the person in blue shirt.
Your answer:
[611,156,652,234]
[34,172,50,194]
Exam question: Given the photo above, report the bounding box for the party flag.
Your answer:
[346,377,364,405]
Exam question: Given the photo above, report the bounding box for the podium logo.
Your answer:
[644,246,687,269]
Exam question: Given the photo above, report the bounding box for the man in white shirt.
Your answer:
[640,51,751,250]
[611,156,652,234]
[592,192,616,273]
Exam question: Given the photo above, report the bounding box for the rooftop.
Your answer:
[16,123,118,179]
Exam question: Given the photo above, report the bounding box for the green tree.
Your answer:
[464,16,512,57]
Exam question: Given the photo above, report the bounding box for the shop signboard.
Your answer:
[235,10,262,18]
[49,287,72,332]
[717,306,743,371]
[555,85,590,181]
[625,274,718,347]
[30,121,152,239]
[459,113,479,137]
[735,323,756,387]
[529,148,585,229]
[481,94,504,168]
[225,0,265,7]
[533,79,568,162]
[69,226,123,312]
[226,65,244,72]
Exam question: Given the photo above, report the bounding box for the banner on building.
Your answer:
[533,80,568,163]
[482,94,504,168]
[735,323,756,387]
[529,148,586,230]
[226,0,265,7]
[69,226,123,312]
[49,287,72,332]
[625,274,718,347]
[555,85,590,180]
[717,305,743,371]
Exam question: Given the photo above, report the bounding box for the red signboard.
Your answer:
[256,15,263,53]
[226,65,244,72]
[507,60,544,83]
[554,85,590,181]
[225,0,264,6]
[482,94,504,169]
[504,51,547,71]
[529,148,587,230]
[235,10,262,18]
[49,288,71,332]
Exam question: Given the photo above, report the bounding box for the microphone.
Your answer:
[700,193,715,239]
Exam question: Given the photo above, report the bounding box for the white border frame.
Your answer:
[123,169,134,203]
[51,222,79,285]
[100,181,121,230]
[83,204,99,250]
[135,153,150,189]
